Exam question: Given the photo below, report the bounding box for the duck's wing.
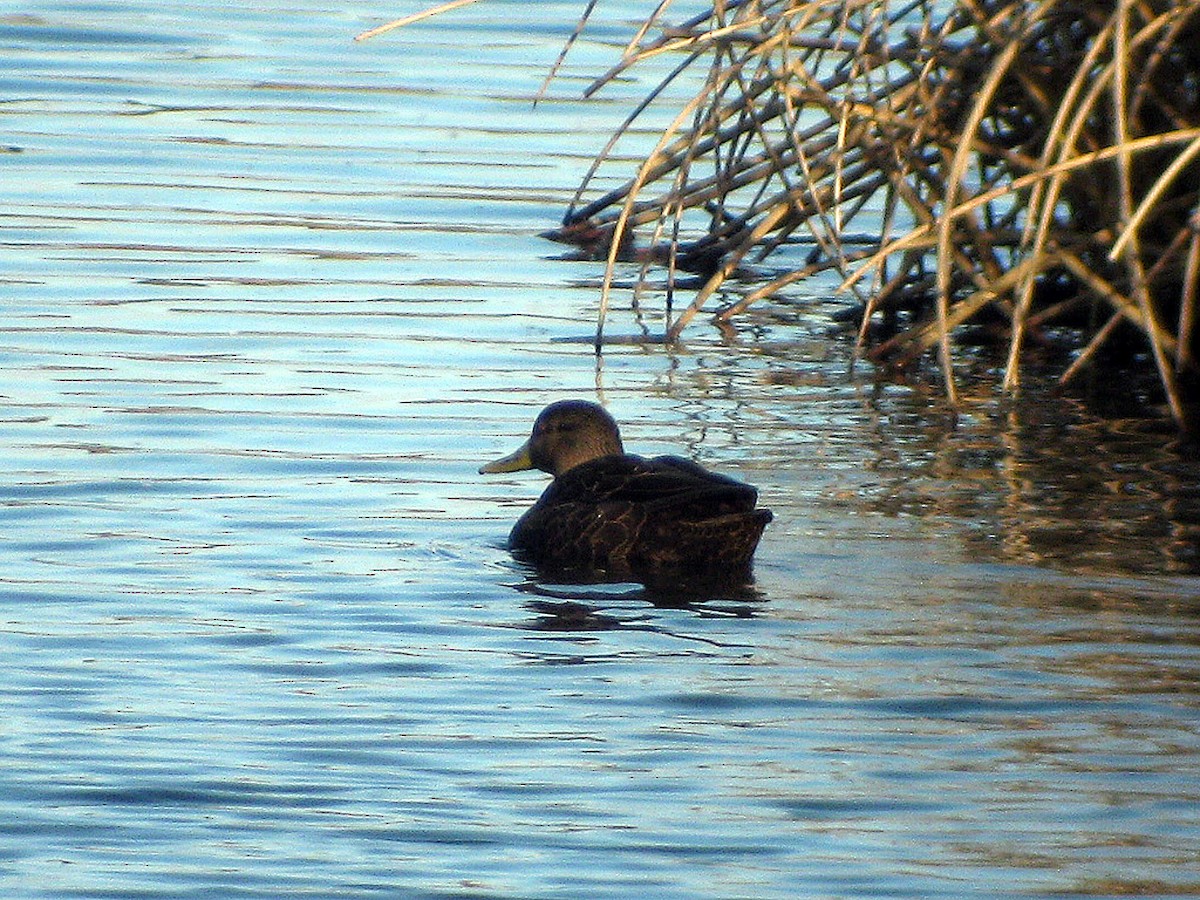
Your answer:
[542,454,759,514]
[511,454,771,576]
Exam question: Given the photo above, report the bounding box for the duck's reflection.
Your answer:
[511,573,766,638]
[523,599,638,632]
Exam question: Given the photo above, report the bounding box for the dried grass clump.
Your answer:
[362,1,1200,427]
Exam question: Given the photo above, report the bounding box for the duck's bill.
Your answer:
[479,441,534,474]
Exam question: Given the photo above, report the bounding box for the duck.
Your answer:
[480,400,772,582]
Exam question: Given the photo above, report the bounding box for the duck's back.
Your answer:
[509,454,772,578]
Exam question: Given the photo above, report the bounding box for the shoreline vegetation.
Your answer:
[360,1,1200,431]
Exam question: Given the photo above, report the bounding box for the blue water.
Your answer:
[2,2,1199,898]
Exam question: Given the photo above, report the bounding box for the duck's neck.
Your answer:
[546,436,623,477]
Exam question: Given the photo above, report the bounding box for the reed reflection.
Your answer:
[849,384,1200,576]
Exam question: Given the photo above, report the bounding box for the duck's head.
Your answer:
[480,400,624,477]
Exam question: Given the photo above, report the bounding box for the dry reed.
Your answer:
[361,1,1200,428]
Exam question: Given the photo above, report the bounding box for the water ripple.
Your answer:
[1,2,1198,899]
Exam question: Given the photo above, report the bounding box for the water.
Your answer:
[2,2,1199,898]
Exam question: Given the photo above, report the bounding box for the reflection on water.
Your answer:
[847,379,1200,575]
[2,2,1200,899]
[515,576,767,635]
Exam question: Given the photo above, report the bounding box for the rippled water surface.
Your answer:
[3,2,1200,898]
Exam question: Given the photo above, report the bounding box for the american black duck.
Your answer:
[480,400,772,581]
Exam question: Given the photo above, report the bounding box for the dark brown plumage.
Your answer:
[480,400,772,582]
